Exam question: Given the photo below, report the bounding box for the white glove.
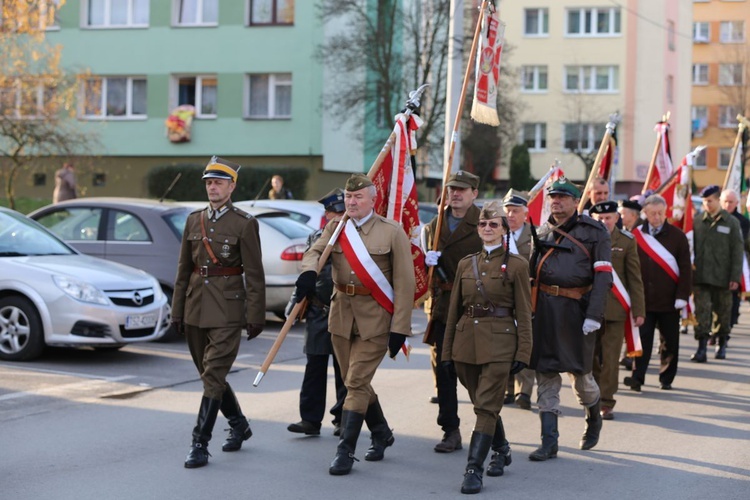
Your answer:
[674,299,688,310]
[582,319,601,335]
[425,250,442,267]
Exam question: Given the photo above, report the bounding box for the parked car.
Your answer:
[241,199,327,230]
[29,198,314,320]
[0,207,169,361]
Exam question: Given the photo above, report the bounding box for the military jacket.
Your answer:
[302,214,416,340]
[694,209,743,287]
[172,202,266,328]
[606,228,645,321]
[511,223,532,261]
[442,248,532,366]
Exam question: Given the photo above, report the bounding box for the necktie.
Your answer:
[650,227,657,236]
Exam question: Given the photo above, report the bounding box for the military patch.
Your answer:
[220,244,231,258]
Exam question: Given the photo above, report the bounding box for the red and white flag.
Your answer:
[372,113,428,302]
[527,165,564,225]
[470,8,504,126]
[611,269,642,357]
[646,121,673,192]
[596,134,617,182]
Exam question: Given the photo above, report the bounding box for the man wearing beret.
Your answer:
[423,170,482,454]
[296,174,415,475]
[589,201,645,420]
[618,199,643,232]
[528,177,612,461]
[691,185,743,362]
[172,156,266,468]
[287,189,348,437]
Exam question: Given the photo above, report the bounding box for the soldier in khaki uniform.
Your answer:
[171,157,266,468]
[296,174,415,476]
[423,170,482,453]
[589,201,645,420]
[443,201,532,494]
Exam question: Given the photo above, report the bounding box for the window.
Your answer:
[246,73,291,119]
[1,0,60,30]
[33,173,47,186]
[564,66,619,92]
[520,66,548,92]
[692,64,709,85]
[175,0,218,26]
[523,8,548,36]
[668,20,675,50]
[666,75,674,104]
[563,123,606,152]
[719,106,741,128]
[0,79,57,119]
[175,76,217,118]
[521,123,547,151]
[81,76,147,119]
[719,64,743,86]
[35,208,102,241]
[93,173,107,186]
[112,210,150,242]
[692,106,708,137]
[693,22,710,42]
[693,148,707,170]
[719,148,734,170]
[86,0,149,27]
[566,8,620,36]
[720,21,745,43]
[249,0,294,25]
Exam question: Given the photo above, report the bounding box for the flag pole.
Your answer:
[722,114,750,190]
[253,85,429,387]
[642,112,670,195]
[577,112,620,214]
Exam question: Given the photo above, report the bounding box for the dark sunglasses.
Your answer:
[478,221,501,228]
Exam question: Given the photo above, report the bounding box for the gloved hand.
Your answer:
[582,318,601,335]
[510,361,527,375]
[425,250,442,267]
[674,299,688,310]
[294,270,317,303]
[440,360,456,377]
[171,317,184,335]
[246,323,264,340]
[388,332,407,359]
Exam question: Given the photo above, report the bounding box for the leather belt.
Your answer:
[334,283,372,296]
[194,265,243,277]
[465,305,513,318]
[539,283,592,300]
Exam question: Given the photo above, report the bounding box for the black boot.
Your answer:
[364,399,394,461]
[486,417,512,477]
[691,338,708,363]
[220,385,253,452]
[715,337,727,359]
[329,410,364,476]
[580,400,602,450]
[460,432,493,494]
[529,412,558,461]
[185,396,221,468]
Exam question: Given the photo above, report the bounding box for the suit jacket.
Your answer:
[512,223,532,261]
[302,214,416,340]
[606,228,645,321]
[172,202,266,328]
[637,222,691,312]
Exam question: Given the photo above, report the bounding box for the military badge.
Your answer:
[220,244,231,259]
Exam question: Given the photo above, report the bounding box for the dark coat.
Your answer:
[304,229,335,356]
[636,222,692,312]
[530,213,612,374]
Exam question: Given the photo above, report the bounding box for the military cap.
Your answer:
[547,177,582,198]
[700,184,720,198]
[318,188,346,213]
[619,199,642,212]
[479,200,504,220]
[345,174,373,192]
[446,170,480,190]
[502,188,529,207]
[590,200,618,214]
[202,156,240,182]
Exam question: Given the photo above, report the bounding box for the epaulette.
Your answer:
[231,206,254,219]
[620,228,634,239]
[190,207,205,215]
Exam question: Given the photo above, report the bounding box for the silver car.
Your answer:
[241,199,327,230]
[0,207,168,361]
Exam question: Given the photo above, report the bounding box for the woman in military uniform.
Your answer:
[442,201,533,495]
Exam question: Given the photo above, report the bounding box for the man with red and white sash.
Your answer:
[625,194,691,391]
[296,174,416,476]
[589,201,645,420]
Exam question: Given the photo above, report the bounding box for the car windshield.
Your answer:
[163,208,193,240]
[257,214,314,239]
[0,210,74,256]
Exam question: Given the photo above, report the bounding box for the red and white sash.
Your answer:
[741,254,750,294]
[633,227,679,282]
[337,219,395,314]
[611,269,643,357]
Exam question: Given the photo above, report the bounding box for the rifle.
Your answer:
[248,177,271,206]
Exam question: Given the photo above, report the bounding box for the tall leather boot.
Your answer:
[486,417,512,477]
[460,431,493,494]
[184,396,221,468]
[691,338,708,363]
[329,410,365,475]
[715,337,727,359]
[363,399,394,461]
[528,412,558,461]
[220,385,253,452]
[580,399,602,450]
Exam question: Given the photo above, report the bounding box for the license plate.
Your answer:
[125,313,158,330]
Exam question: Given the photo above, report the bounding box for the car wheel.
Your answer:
[156,287,181,342]
[0,296,45,361]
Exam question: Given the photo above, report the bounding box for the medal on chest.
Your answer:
[220,244,231,259]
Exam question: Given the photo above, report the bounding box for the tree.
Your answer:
[560,90,610,177]
[509,144,534,191]
[0,0,98,209]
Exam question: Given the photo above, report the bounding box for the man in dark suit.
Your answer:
[719,189,750,331]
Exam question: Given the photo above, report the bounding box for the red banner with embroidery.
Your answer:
[470,7,505,126]
[647,121,673,192]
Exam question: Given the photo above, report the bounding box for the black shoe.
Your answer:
[623,376,642,392]
[287,420,321,436]
[691,338,708,363]
[715,337,727,359]
[503,393,514,405]
[332,422,341,437]
[529,412,558,461]
[619,357,633,371]
[185,396,221,468]
[220,385,252,452]
[580,400,602,450]
[660,383,672,390]
[514,393,532,410]
[184,441,211,468]
[429,396,439,404]
[486,445,511,477]
[222,419,253,451]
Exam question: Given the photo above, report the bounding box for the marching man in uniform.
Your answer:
[295,174,416,476]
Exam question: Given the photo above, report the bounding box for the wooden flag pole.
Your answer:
[642,112,670,195]
[577,112,620,214]
[722,115,750,190]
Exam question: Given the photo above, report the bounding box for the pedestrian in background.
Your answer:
[171,156,266,468]
[269,174,294,199]
[53,162,77,204]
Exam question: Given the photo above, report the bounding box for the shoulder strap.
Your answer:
[552,226,591,261]
[471,254,496,310]
[199,212,220,265]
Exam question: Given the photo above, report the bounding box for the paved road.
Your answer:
[1,308,749,499]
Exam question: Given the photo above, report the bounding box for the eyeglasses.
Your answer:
[478,221,501,229]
